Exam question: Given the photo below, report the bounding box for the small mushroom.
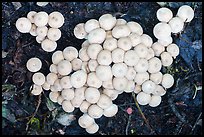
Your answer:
[79,101,91,113]
[16,17,32,33]
[52,51,64,65]
[88,104,103,119]
[157,36,173,47]
[87,72,102,88]
[117,37,132,51]
[49,64,58,74]
[62,100,75,112]
[168,17,184,33]
[124,50,140,66]
[151,42,165,56]
[46,73,58,85]
[81,40,90,48]
[78,113,95,128]
[57,60,72,76]
[61,88,75,100]
[29,24,37,36]
[88,59,99,72]
[156,7,173,22]
[148,57,162,73]
[79,47,90,62]
[153,22,171,39]
[103,38,117,51]
[103,89,118,100]
[150,72,163,84]
[127,21,143,35]
[177,5,194,22]
[27,11,37,23]
[99,14,116,30]
[149,95,162,107]
[87,28,106,44]
[124,80,135,93]
[134,44,148,58]
[166,43,180,59]
[63,46,78,61]
[97,50,112,65]
[32,72,45,86]
[57,95,64,105]
[112,63,128,77]
[87,44,103,60]
[74,23,87,39]
[71,58,82,71]
[34,11,49,27]
[152,85,166,96]
[111,48,125,63]
[140,34,153,48]
[36,26,48,38]
[134,72,149,85]
[97,94,113,109]
[129,33,142,47]
[47,28,61,41]
[36,35,45,44]
[84,19,100,33]
[85,87,101,104]
[136,92,151,105]
[141,80,156,94]
[31,84,43,95]
[134,59,149,73]
[113,77,128,91]
[112,25,131,39]
[146,48,155,60]
[42,81,50,91]
[134,84,141,94]
[60,76,72,89]
[48,11,64,28]
[26,57,42,72]
[71,87,86,108]
[49,91,60,102]
[125,67,137,81]
[36,2,49,7]
[160,52,173,67]
[70,70,87,88]
[103,104,118,117]
[41,38,57,52]
[102,79,114,90]
[85,122,99,134]
[116,18,127,25]
[161,73,174,89]
[52,79,62,91]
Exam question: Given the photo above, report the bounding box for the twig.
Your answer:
[125,115,132,135]
[190,112,202,135]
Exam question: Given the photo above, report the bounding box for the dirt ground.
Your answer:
[2,2,202,135]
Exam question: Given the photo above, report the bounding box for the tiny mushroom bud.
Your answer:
[60,76,72,89]
[149,95,162,107]
[160,52,173,67]
[34,11,49,27]
[99,14,116,30]
[113,77,128,91]
[88,59,99,72]
[49,91,60,102]
[78,113,95,128]
[136,92,151,105]
[127,21,143,35]
[112,63,128,77]
[31,84,43,95]
[142,80,156,94]
[150,72,163,84]
[32,72,45,86]
[84,19,100,33]
[103,38,117,51]
[117,37,132,51]
[80,101,91,113]
[85,87,101,104]
[97,50,112,65]
[48,11,64,28]
[61,88,75,100]
[16,17,32,33]
[116,18,127,25]
[166,43,180,58]
[27,11,37,23]
[151,42,165,56]
[97,94,113,109]
[57,60,72,76]
[52,51,64,65]
[88,104,103,119]
[112,25,131,39]
[134,72,149,85]
[156,7,173,22]
[87,44,103,60]
[140,34,153,48]
[74,23,87,39]
[129,33,142,47]
[41,38,57,52]
[87,28,106,44]
[29,24,38,36]
[125,67,137,80]
[36,26,48,38]
[148,57,162,73]
[79,47,90,62]
[103,104,118,117]
[46,73,58,85]
[157,36,173,47]
[112,48,125,63]
[153,22,171,39]
[70,70,87,88]
[152,85,166,96]
[103,89,118,100]
[87,72,102,88]
[62,100,75,112]
[124,50,139,66]
[63,46,78,61]
[85,122,99,134]
[168,17,184,33]
[47,28,62,41]
[134,59,149,73]
[71,58,82,71]
[134,44,148,58]
[177,5,194,22]
[26,57,42,72]
[49,64,58,73]
[161,73,174,89]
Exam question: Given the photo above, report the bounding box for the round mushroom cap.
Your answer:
[70,70,87,88]
[149,95,162,107]
[134,72,149,85]
[103,104,118,117]
[117,37,132,51]
[156,7,173,22]
[71,58,82,71]
[142,80,156,94]
[103,89,118,100]
[29,24,38,36]
[63,46,78,61]
[152,85,166,96]
[78,47,90,62]
[36,26,48,38]
[153,22,171,39]
[97,94,112,109]
[81,40,90,48]
[87,44,103,60]
[87,28,106,44]
[112,48,125,63]
[113,77,128,91]
[166,43,179,58]
[85,87,100,104]
[47,28,61,41]
[87,72,102,88]
[26,57,42,72]
[116,18,127,25]
[168,17,184,33]
[103,38,117,51]
[95,65,113,81]
[146,48,155,60]
[48,11,64,28]
[36,2,49,7]
[60,76,72,89]
[31,84,43,95]
[151,42,165,56]
[81,61,90,73]
[52,79,62,91]
[42,81,50,91]
[74,23,87,39]
[97,50,112,65]
[112,63,128,77]
[62,100,75,112]
[78,113,95,128]
[127,21,143,35]
[150,72,163,84]
[160,52,173,67]
[134,84,141,94]
[136,92,151,105]
[79,101,91,113]
[49,64,58,73]
[41,39,57,52]
[52,50,64,65]
[134,59,149,73]
[71,87,86,108]
[88,104,103,119]
[112,25,131,39]
[57,60,72,75]
[125,67,137,80]
[85,122,99,134]
[27,11,37,23]
[134,44,148,58]
[46,73,58,85]
[129,33,142,47]
[61,88,75,100]
[34,11,49,27]
[102,79,114,90]
[32,72,45,86]
[36,35,46,44]
[161,73,174,89]
[49,91,60,102]
[99,14,116,30]
[124,50,140,66]
[57,95,64,105]
[148,57,162,73]
[124,80,135,93]
[141,34,153,48]
[85,19,100,33]
[88,59,98,72]
[157,36,173,47]
[177,5,194,22]
[16,17,32,33]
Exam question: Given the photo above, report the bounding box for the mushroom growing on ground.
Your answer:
[136,92,151,105]
[74,23,87,39]
[41,38,57,52]
[63,46,78,61]
[32,72,45,86]
[99,14,116,30]
[78,113,95,128]
[142,80,156,94]
[85,122,99,134]
[47,28,62,41]
[48,11,65,28]
[70,70,87,88]
[34,11,49,27]
[160,52,173,67]
[26,57,42,72]
[156,7,173,22]
[97,94,112,109]
[103,104,118,117]
[84,87,101,104]
[88,104,103,119]
[149,95,162,107]
[87,28,106,44]
[95,65,113,81]
[166,43,180,59]
[177,5,194,22]
[16,17,32,33]
[153,22,171,39]
[31,84,43,95]
[168,17,184,33]
[161,73,174,89]
[84,19,100,33]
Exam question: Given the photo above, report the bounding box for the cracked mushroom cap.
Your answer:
[70,70,87,88]
[168,17,184,33]
[62,100,75,112]
[148,57,162,73]
[142,80,156,94]
[166,43,180,58]
[74,23,87,39]
[48,11,64,28]
[95,65,113,81]
[87,28,106,44]
[85,87,101,104]
[112,24,131,39]
[41,39,57,52]
[112,63,128,77]
[103,104,118,117]
[127,21,143,35]
[177,5,194,22]
[85,122,99,134]
[57,60,72,76]
[16,17,32,33]
[78,113,95,128]
[61,88,75,100]
[156,7,173,22]
[27,11,37,23]
[87,72,102,88]
[88,104,103,119]
[97,94,113,109]
[103,38,118,51]
[47,28,62,41]
[26,57,42,72]
[87,44,103,60]
[63,46,78,61]
[161,73,174,89]
[31,84,43,95]
[34,11,49,27]
[160,52,173,67]
[149,95,162,107]
[134,72,149,85]
[113,77,128,91]
[99,14,116,30]
[153,22,171,39]
[136,92,151,105]
[32,72,45,86]
[84,19,100,33]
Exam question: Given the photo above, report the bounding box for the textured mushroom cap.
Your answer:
[57,95,64,105]
[103,104,118,117]
[146,48,155,60]
[142,80,156,94]
[97,94,112,109]
[29,24,38,36]
[166,43,180,58]
[103,89,118,100]
[134,72,149,85]
[32,72,45,86]
[129,33,142,47]
[80,101,91,113]
[31,84,43,95]
[34,11,49,27]
[62,100,75,112]
[84,87,100,104]
[112,63,128,77]
[84,19,100,33]
[124,80,135,93]
[157,36,173,47]
[49,91,60,102]
[148,57,162,73]
[63,46,78,61]
[41,39,57,52]
[103,38,117,51]
[74,23,87,39]
[79,47,90,62]
[36,26,48,37]
[141,34,153,48]
[168,17,184,33]
[60,76,72,89]
[46,73,58,85]
[127,21,143,35]
[149,95,162,107]
[112,48,125,63]
[126,67,137,80]
[160,52,173,67]
[112,25,131,39]
[151,42,165,56]
[153,22,171,39]
[136,92,151,105]
[152,85,166,96]
[156,7,173,22]
[88,59,98,72]
[48,11,64,28]
[36,2,49,6]
[57,60,72,76]
[47,28,61,41]
[88,104,103,119]
[97,50,112,65]
[71,58,82,71]
[87,72,102,88]
[134,59,149,73]
[117,37,132,51]
[27,11,37,23]
[87,44,103,59]
[70,70,87,88]
[99,14,116,30]
[16,17,32,33]
[134,44,148,58]
[116,18,127,25]
[52,51,64,65]
[134,84,142,94]
[42,81,50,91]
[161,73,174,89]
[102,79,114,90]
[78,113,95,128]
[150,72,163,84]
[96,65,113,82]
[113,77,128,91]
[61,88,75,100]
[85,122,99,134]
[177,5,194,22]
[87,28,106,44]
[124,50,140,66]
[26,57,42,72]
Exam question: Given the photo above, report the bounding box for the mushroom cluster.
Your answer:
[16,11,64,52]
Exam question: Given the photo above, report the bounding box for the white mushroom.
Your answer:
[87,44,103,59]
[32,72,45,86]
[48,11,64,28]
[87,28,106,44]
[152,85,166,96]
[177,5,194,22]
[116,18,127,25]
[141,80,156,94]
[150,72,163,84]
[85,122,99,134]
[52,51,64,65]
[134,72,149,85]
[42,81,50,91]
[103,38,117,51]
[88,59,98,72]
[160,52,173,67]
[129,33,142,47]
[85,87,101,104]
[52,79,62,91]
[146,48,155,60]
[46,73,58,85]
[112,25,131,39]
[79,47,90,62]
[71,58,82,71]
[127,21,143,35]
[49,91,60,102]
[113,77,128,91]
[87,72,102,88]
[88,104,103,119]
[70,70,87,88]
[60,76,72,89]
[103,104,118,117]
[125,67,137,80]
[34,11,49,27]
[74,23,87,39]
[134,84,141,94]
[134,59,149,73]
[16,17,32,33]
[153,22,171,39]
[26,57,42,72]
[63,46,78,61]
[149,95,162,107]
[136,92,151,105]
[124,80,135,93]
[151,42,165,56]
[36,26,48,38]
[47,28,61,41]
[31,84,43,95]
[36,2,49,7]
[168,17,184,33]
[111,48,125,63]
[62,100,75,112]
[166,43,180,58]
[61,88,75,100]
[41,39,57,52]
[57,60,72,76]
[99,14,116,30]
[102,79,114,90]
[134,44,148,58]
[29,24,38,36]
[84,19,100,33]
[57,95,64,105]
[148,57,162,73]
[97,50,112,65]
[124,50,140,66]
[97,94,112,109]
[156,7,173,22]
[112,63,128,77]
[157,36,173,47]
[36,35,45,44]
[27,11,37,23]
[79,101,91,113]
[117,37,132,51]
[78,113,95,128]
[49,64,58,74]
[102,89,118,100]
[81,40,90,48]
[161,73,174,89]
[105,30,113,39]
[140,34,153,48]
[71,87,86,108]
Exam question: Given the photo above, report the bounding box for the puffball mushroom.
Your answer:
[87,44,103,60]
[97,94,113,109]
[142,80,156,94]
[49,91,60,102]
[112,24,131,39]
[157,36,173,47]
[153,22,171,39]
[88,104,103,119]
[52,51,64,65]
[112,48,125,63]
[103,104,118,117]
[71,58,82,71]
[134,84,141,94]
[36,26,48,38]
[141,34,153,48]
[84,19,100,33]
[148,57,162,73]
[31,84,43,95]
[16,17,32,33]
[124,50,139,66]
[127,21,143,35]
[49,64,58,74]
[134,59,149,73]
[103,89,118,100]
[81,40,90,48]
[52,79,62,91]
[26,57,42,72]
[97,50,112,65]
[136,92,151,105]
[87,28,106,44]
[34,11,49,27]
[79,47,90,62]
[116,18,127,25]
[41,38,57,52]
[177,5,194,22]
[168,17,184,33]
[42,81,50,91]
[29,24,38,36]
[88,59,99,72]
[129,33,142,47]
[74,23,87,39]
[85,122,99,134]
[71,87,86,108]
[160,52,173,67]
[152,85,166,96]
[117,37,132,51]
[112,63,128,77]
[48,11,65,28]
[84,87,100,104]
[60,76,72,89]
[124,80,135,93]
[61,88,75,100]
[134,72,149,85]
[46,73,58,85]
[57,95,64,105]
[47,28,62,41]
[103,38,117,51]
[125,67,137,80]
[99,13,116,30]
[70,70,87,88]
[134,44,148,58]
[161,73,174,89]
[113,77,128,91]
[156,7,173,22]
[151,42,165,56]
[62,100,75,112]
[87,72,102,88]
[146,48,155,60]
[27,11,37,23]
[57,60,72,76]
[80,101,91,113]
[78,113,95,128]
[102,79,114,90]
[32,72,45,86]
[63,46,78,61]
[150,72,163,84]
[166,43,180,58]
[149,95,162,107]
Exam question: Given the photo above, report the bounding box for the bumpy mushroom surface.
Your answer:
[70,70,87,88]
[168,17,184,33]
[34,11,49,27]
[26,57,42,72]
[48,11,64,28]
[156,7,173,22]
[177,5,194,22]
[16,17,32,33]
[99,14,116,30]
[136,92,151,105]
